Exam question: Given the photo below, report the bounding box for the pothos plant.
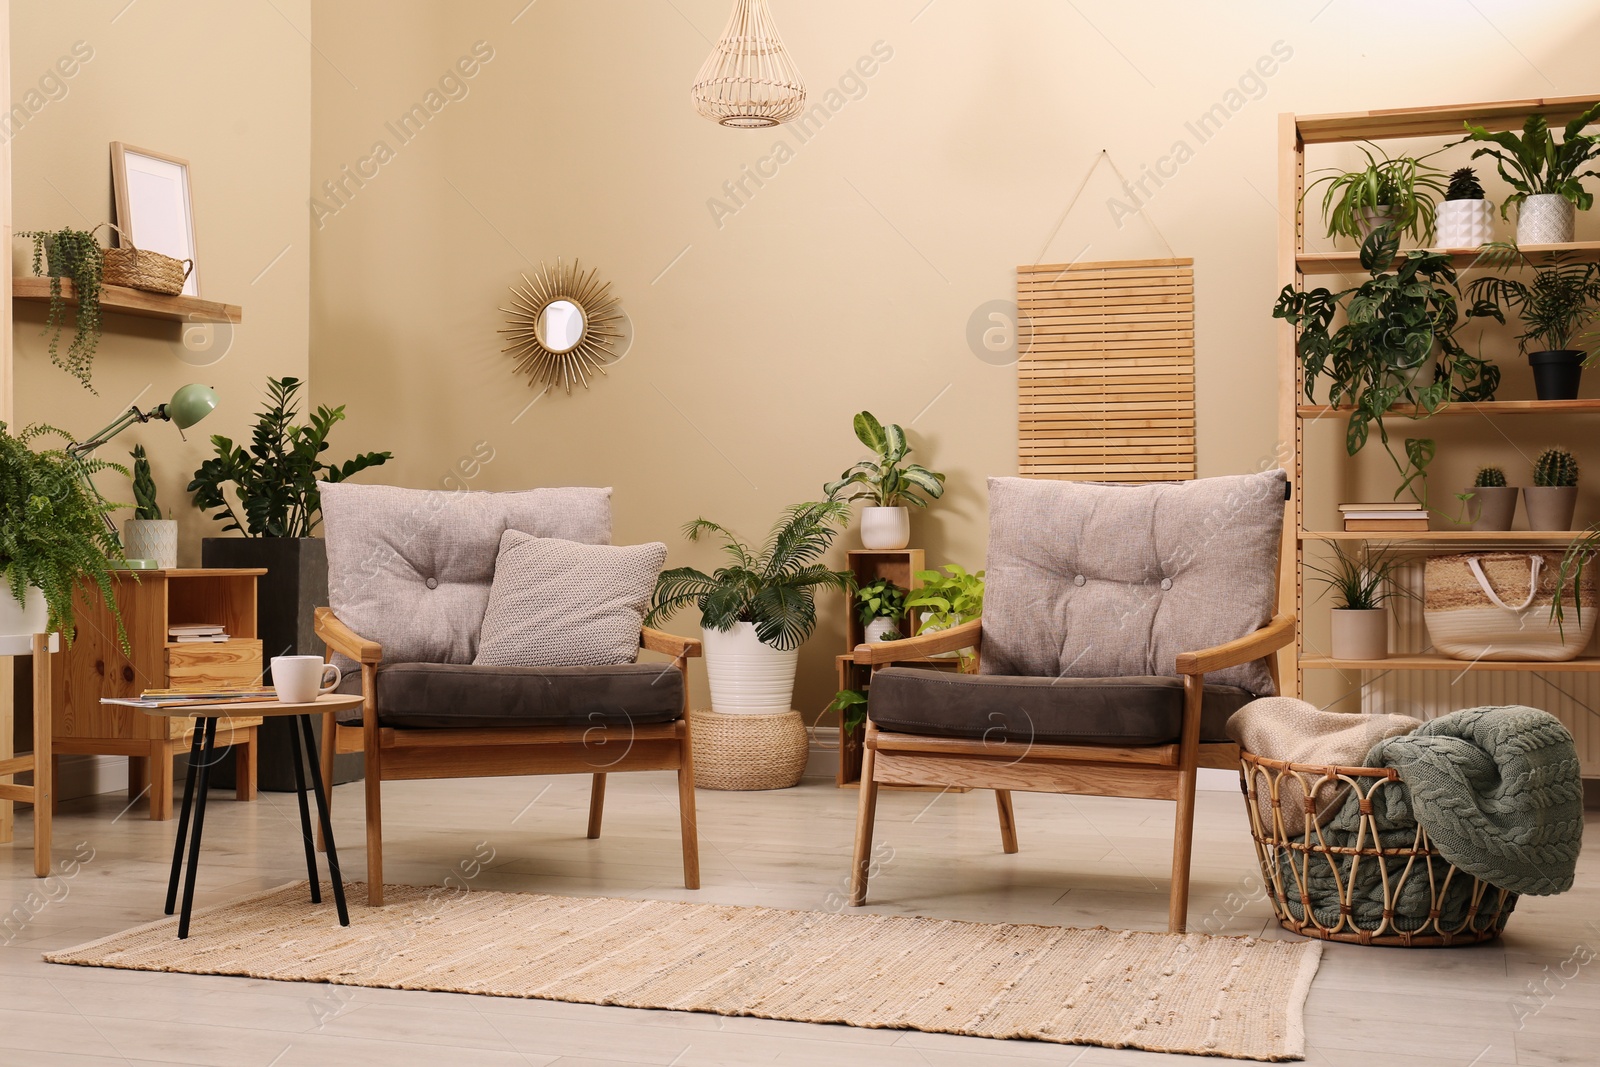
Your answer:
[188,376,392,538]
[1272,228,1500,503]
[18,227,105,390]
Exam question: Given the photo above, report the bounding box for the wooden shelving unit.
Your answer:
[1278,96,1600,778]
[13,277,242,324]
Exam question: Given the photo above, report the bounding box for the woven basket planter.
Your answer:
[689,707,808,790]
[1239,751,1517,947]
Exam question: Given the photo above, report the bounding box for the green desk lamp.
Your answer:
[68,383,220,568]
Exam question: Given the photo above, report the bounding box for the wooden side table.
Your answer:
[145,694,360,939]
[0,632,56,876]
[53,568,266,819]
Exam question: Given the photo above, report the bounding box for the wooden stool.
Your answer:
[0,633,54,876]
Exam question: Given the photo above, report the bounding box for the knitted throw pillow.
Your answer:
[474,532,667,667]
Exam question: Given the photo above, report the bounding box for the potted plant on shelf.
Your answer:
[1307,144,1448,246]
[188,376,391,790]
[0,423,127,648]
[1306,541,1409,661]
[17,227,105,390]
[1436,167,1496,249]
[1273,229,1500,504]
[904,563,984,668]
[648,501,854,715]
[1466,251,1600,401]
[122,444,177,569]
[826,687,869,737]
[855,578,906,644]
[824,410,946,550]
[1460,102,1600,245]
[1525,447,1579,531]
[1465,466,1518,532]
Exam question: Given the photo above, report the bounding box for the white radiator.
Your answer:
[1360,562,1600,777]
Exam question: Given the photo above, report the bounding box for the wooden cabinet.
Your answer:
[52,568,266,819]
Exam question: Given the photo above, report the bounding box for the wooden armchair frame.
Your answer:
[848,613,1296,932]
[313,607,701,906]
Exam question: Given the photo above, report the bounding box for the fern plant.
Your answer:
[647,501,855,650]
[0,422,127,647]
[824,411,945,508]
[188,376,392,538]
[1460,102,1600,217]
[130,444,162,520]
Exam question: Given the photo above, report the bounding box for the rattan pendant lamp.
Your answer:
[691,0,806,128]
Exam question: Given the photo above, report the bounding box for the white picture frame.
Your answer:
[110,142,199,296]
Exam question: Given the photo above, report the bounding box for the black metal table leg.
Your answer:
[288,717,323,904]
[299,714,349,926]
[165,723,207,915]
[177,716,220,939]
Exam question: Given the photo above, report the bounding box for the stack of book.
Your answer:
[102,686,277,709]
[1339,502,1430,532]
[169,624,228,643]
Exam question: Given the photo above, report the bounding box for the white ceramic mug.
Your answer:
[271,655,341,704]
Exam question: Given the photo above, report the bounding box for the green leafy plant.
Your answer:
[0,422,127,647]
[1552,526,1598,638]
[904,564,985,631]
[647,501,855,650]
[856,578,907,626]
[1466,251,1600,358]
[1445,167,1486,201]
[130,444,162,520]
[827,688,869,736]
[1306,541,1411,611]
[1474,466,1508,488]
[824,411,946,509]
[1306,144,1448,245]
[1534,447,1579,487]
[1272,229,1500,502]
[18,227,105,390]
[188,376,392,538]
[1459,102,1600,217]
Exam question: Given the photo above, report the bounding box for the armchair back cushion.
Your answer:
[981,470,1285,694]
[320,482,612,669]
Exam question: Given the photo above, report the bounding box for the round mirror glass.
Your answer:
[536,299,586,354]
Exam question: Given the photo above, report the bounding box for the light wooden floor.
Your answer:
[0,770,1595,1066]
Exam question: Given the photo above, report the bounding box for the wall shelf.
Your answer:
[13,277,242,324]
[1296,241,1600,276]
[1298,399,1600,418]
[1303,654,1600,673]
[1302,530,1585,543]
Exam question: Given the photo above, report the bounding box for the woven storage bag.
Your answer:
[101,222,191,295]
[1424,552,1597,661]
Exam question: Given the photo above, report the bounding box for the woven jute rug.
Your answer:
[45,882,1320,1061]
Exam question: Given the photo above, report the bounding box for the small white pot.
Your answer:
[863,616,899,644]
[0,581,49,638]
[1517,193,1576,245]
[860,506,910,550]
[701,622,800,715]
[1331,608,1388,661]
[1436,199,1495,248]
[123,518,178,569]
[1357,205,1397,240]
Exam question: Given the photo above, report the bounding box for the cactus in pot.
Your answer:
[1525,447,1580,531]
[1467,464,1518,531]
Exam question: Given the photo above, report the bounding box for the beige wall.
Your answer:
[11,0,311,562]
[307,0,1600,717]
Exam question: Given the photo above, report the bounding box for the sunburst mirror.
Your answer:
[498,259,624,394]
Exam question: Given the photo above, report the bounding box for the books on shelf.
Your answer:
[1344,519,1431,532]
[169,623,228,643]
[1337,502,1421,512]
[1339,502,1430,532]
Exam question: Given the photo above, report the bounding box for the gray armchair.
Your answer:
[849,471,1294,933]
[312,483,700,906]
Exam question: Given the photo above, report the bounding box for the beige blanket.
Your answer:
[1226,697,1422,836]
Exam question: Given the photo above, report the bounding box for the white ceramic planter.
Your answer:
[1517,193,1575,245]
[701,622,800,715]
[1466,486,1519,532]
[1357,205,1397,240]
[1331,608,1388,661]
[860,506,910,550]
[1436,199,1495,248]
[0,582,49,637]
[123,518,178,568]
[863,616,899,644]
[1523,486,1578,531]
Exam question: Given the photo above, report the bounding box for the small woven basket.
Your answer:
[1239,751,1517,947]
[689,708,808,790]
[101,222,191,295]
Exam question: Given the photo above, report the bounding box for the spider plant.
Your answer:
[1459,102,1600,218]
[647,500,855,650]
[1552,526,1599,638]
[1306,144,1448,246]
[1466,249,1600,360]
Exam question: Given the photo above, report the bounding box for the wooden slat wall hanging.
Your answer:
[1016,257,1195,482]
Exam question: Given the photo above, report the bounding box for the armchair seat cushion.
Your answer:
[335,661,684,730]
[866,667,1252,746]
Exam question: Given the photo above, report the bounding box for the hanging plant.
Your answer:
[17,227,106,390]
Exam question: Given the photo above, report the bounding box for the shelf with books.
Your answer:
[1303,654,1600,673]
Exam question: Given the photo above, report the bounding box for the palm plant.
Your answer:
[1466,250,1600,358]
[824,411,945,508]
[1460,102,1600,218]
[1306,143,1448,245]
[647,501,855,650]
